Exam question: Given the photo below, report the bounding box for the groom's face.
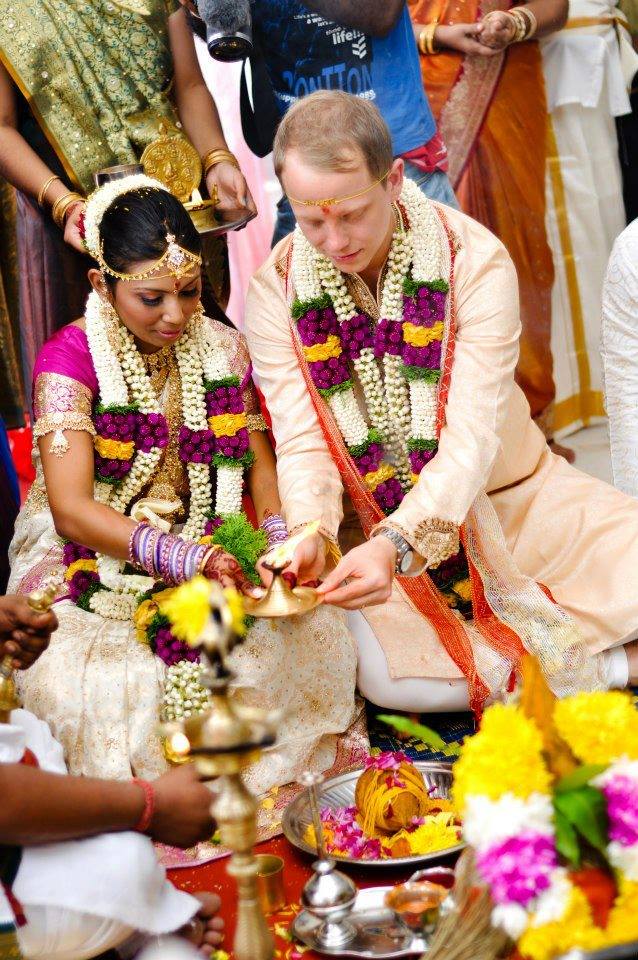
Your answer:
[282,150,403,275]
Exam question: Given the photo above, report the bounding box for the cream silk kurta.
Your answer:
[245,204,638,681]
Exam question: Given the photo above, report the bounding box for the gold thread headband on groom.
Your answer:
[286,170,391,207]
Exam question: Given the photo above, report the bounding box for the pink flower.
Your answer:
[476,832,557,906]
[601,775,638,847]
[364,751,409,771]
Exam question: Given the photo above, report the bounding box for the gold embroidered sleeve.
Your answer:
[373,517,460,568]
[33,373,95,456]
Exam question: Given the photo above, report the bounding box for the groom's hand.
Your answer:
[0,595,58,669]
[316,537,397,609]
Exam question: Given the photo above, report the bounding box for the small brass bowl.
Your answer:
[384,880,448,934]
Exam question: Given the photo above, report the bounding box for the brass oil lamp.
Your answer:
[0,580,59,723]
[162,582,281,960]
[243,521,323,619]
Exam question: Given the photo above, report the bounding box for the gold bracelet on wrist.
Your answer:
[511,5,538,38]
[198,544,222,576]
[418,20,439,55]
[202,148,240,176]
[37,174,61,208]
[506,8,529,41]
[51,192,85,230]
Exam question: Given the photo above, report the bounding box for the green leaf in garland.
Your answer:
[348,428,384,459]
[407,437,438,452]
[211,450,255,470]
[553,785,609,856]
[211,513,268,584]
[400,365,442,383]
[204,375,240,392]
[553,806,581,866]
[291,292,332,320]
[95,402,139,415]
[76,581,107,612]
[376,713,461,757]
[555,764,607,794]
[318,380,354,399]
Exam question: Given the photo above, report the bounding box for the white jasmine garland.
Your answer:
[162,660,211,721]
[215,464,245,516]
[291,180,449,491]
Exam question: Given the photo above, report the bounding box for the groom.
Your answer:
[244,89,637,713]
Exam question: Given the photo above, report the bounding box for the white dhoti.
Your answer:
[541,0,638,438]
[2,710,198,960]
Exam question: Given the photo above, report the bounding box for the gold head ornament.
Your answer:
[98,231,202,282]
[287,170,391,207]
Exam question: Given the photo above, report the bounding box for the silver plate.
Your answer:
[282,761,464,868]
[292,885,428,957]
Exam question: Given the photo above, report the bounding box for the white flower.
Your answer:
[84,174,166,261]
[528,869,572,928]
[463,793,555,852]
[607,841,638,880]
[491,903,529,940]
[593,757,638,788]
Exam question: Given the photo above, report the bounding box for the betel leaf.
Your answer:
[555,764,607,794]
[553,785,609,856]
[554,806,581,866]
[377,714,462,757]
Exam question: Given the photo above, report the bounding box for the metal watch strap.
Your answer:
[373,527,412,574]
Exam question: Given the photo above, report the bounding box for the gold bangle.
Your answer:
[202,148,240,175]
[38,174,61,208]
[506,8,529,41]
[418,20,439,55]
[51,192,84,230]
[198,544,222,576]
[511,5,537,38]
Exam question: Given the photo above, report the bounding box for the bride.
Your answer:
[8,174,357,787]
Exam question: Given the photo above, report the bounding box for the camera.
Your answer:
[188,0,253,61]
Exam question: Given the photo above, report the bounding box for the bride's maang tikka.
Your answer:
[97,232,202,282]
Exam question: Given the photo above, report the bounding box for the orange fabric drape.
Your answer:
[409,0,556,425]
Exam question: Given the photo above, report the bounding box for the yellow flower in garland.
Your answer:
[604,878,638,944]
[303,335,342,363]
[364,462,396,492]
[519,886,604,960]
[452,578,472,602]
[65,558,97,580]
[159,576,212,646]
[207,412,247,437]
[94,435,135,460]
[453,704,551,811]
[134,588,176,644]
[159,577,247,646]
[554,691,638,764]
[402,320,444,347]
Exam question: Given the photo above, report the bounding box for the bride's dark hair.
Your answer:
[99,187,201,287]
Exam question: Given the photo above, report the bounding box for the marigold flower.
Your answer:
[554,691,638,764]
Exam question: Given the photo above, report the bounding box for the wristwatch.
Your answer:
[373,527,421,577]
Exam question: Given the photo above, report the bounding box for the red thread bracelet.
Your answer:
[132,778,155,833]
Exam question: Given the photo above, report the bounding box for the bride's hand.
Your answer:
[435,22,501,54]
[257,532,326,588]
[202,548,263,599]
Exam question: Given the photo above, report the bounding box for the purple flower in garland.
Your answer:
[215,427,249,459]
[403,289,446,326]
[63,541,96,566]
[297,307,339,346]
[68,569,100,603]
[152,625,200,667]
[600,775,638,846]
[309,356,352,392]
[409,447,437,474]
[402,339,442,370]
[476,832,557,906]
[178,426,215,464]
[94,410,137,442]
[340,313,374,360]
[374,318,403,358]
[95,456,133,481]
[354,442,384,476]
[204,516,224,536]
[373,477,404,514]
[136,412,169,453]
[207,384,243,417]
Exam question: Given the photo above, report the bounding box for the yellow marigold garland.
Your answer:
[554,691,638,764]
[93,435,135,460]
[402,320,444,347]
[207,412,247,438]
[303,334,342,363]
[64,557,98,580]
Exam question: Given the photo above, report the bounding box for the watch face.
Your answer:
[399,550,414,575]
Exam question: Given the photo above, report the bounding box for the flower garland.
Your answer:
[291,178,471,610]
[452,692,638,960]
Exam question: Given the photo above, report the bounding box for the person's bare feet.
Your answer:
[548,440,576,463]
[180,892,225,955]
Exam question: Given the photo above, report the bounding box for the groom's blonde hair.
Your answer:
[273,91,393,182]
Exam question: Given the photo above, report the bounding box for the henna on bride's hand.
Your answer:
[203,550,262,597]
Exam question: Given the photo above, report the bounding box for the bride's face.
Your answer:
[109,264,203,352]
